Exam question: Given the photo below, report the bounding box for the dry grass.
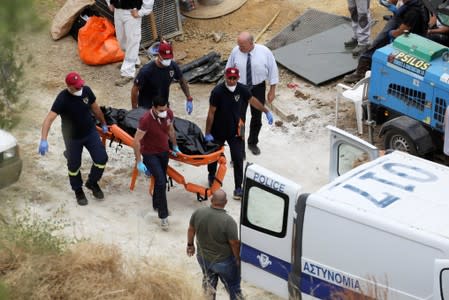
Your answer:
[0,242,204,300]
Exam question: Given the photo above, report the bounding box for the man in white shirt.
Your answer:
[107,0,154,86]
[226,32,279,155]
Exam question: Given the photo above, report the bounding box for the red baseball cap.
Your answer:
[225,67,239,78]
[158,42,174,59]
[65,72,84,89]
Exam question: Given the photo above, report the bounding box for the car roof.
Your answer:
[315,151,449,240]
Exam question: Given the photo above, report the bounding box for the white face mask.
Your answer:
[71,88,83,96]
[225,83,237,92]
[157,110,167,118]
[161,59,171,67]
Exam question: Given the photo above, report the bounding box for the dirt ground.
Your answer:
[1,0,390,298]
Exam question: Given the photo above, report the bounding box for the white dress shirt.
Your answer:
[226,44,279,86]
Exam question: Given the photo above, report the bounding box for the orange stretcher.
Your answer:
[96,124,227,201]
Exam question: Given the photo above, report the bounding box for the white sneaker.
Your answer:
[160,218,169,231]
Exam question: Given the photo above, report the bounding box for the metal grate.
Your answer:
[95,0,183,48]
[387,83,426,111]
[265,8,349,50]
[434,96,448,124]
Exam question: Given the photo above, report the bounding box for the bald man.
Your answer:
[187,189,242,300]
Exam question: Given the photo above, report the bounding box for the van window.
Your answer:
[247,186,284,233]
[242,180,289,238]
[338,143,370,176]
[441,268,449,299]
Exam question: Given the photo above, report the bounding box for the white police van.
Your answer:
[240,126,449,299]
[0,129,22,189]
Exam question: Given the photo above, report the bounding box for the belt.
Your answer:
[246,81,265,90]
[248,81,265,87]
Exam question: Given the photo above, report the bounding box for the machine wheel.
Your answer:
[383,129,418,155]
[443,50,449,62]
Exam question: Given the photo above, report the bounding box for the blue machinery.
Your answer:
[367,33,449,155]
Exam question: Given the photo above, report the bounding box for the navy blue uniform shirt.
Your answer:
[134,60,183,108]
[51,86,96,139]
[209,82,252,141]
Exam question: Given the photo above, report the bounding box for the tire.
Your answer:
[383,129,418,155]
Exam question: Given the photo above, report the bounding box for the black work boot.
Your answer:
[85,181,104,199]
[343,57,371,83]
[248,144,261,155]
[344,38,358,49]
[352,44,369,57]
[75,189,88,206]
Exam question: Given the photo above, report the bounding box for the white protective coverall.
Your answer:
[107,0,154,78]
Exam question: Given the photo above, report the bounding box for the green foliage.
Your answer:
[0,49,24,129]
[0,0,44,129]
[0,209,70,300]
[0,208,70,255]
[0,281,9,300]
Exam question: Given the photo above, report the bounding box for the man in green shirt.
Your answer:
[186,189,242,300]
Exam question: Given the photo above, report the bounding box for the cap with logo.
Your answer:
[65,72,85,89]
[225,67,239,78]
[158,42,174,59]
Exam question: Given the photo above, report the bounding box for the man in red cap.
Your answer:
[204,67,274,200]
[39,72,109,206]
[131,41,194,115]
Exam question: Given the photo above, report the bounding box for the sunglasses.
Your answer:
[227,77,238,80]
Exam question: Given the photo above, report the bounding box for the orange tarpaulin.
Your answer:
[78,16,124,65]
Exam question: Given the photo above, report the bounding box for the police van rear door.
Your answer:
[327,125,379,181]
[434,259,449,299]
[240,163,301,299]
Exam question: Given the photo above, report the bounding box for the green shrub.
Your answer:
[0,281,9,300]
[0,0,44,129]
[0,208,70,257]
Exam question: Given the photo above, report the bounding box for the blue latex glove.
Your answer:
[387,3,398,14]
[102,124,108,134]
[265,111,274,125]
[39,140,48,156]
[204,133,214,143]
[137,161,148,174]
[185,98,193,115]
[171,145,181,157]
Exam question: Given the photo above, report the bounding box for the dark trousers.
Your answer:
[360,16,400,63]
[63,130,108,191]
[208,136,244,190]
[197,255,242,300]
[142,151,169,219]
[247,81,266,146]
[427,33,449,47]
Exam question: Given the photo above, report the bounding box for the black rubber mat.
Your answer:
[273,23,358,85]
